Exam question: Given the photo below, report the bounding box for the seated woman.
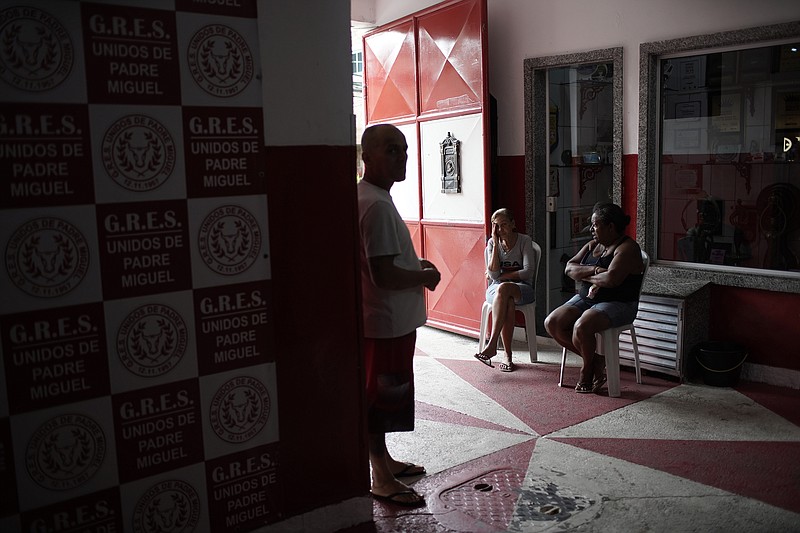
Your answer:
[544,202,644,393]
[474,208,537,372]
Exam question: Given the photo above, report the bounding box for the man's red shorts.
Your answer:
[363,331,416,434]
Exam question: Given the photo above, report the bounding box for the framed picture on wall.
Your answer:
[775,90,800,129]
[711,92,741,133]
[675,101,702,121]
[673,165,702,191]
[549,168,560,197]
[679,57,705,89]
[675,128,701,149]
[569,208,592,242]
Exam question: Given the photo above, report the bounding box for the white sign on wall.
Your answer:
[0,1,280,531]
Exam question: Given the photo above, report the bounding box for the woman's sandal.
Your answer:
[575,382,593,393]
[499,361,514,372]
[592,375,607,393]
[474,352,494,367]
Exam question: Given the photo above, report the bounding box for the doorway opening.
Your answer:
[524,48,623,331]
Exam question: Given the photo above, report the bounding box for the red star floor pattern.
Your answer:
[344,326,800,533]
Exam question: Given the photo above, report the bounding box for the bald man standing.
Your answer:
[358,124,441,507]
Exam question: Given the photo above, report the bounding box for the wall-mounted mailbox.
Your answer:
[440,131,461,193]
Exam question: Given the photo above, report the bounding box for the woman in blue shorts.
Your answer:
[544,203,644,393]
[474,208,538,372]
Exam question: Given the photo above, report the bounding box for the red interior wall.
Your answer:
[496,155,527,231]
[709,286,800,370]
[266,145,367,516]
[622,154,638,238]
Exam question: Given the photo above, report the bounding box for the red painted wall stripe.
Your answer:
[265,144,368,515]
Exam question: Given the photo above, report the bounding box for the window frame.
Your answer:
[524,47,624,319]
[639,21,800,294]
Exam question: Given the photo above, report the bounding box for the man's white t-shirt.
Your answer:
[358,180,427,339]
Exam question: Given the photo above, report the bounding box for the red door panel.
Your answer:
[364,21,417,122]
[364,0,489,336]
[405,221,421,256]
[417,0,484,115]
[423,224,486,334]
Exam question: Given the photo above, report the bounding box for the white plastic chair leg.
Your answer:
[521,305,538,363]
[630,325,642,384]
[478,301,490,353]
[600,332,621,398]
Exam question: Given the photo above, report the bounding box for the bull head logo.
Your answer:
[115,130,163,178]
[130,318,175,364]
[22,232,75,283]
[1,22,59,76]
[221,388,260,431]
[41,428,91,475]
[210,219,251,263]
[200,38,241,83]
[145,494,189,533]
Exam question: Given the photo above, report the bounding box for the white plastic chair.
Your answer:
[558,250,650,397]
[478,239,541,363]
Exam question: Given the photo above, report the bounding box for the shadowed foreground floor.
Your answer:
[341,326,800,533]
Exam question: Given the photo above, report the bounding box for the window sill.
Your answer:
[647,262,800,295]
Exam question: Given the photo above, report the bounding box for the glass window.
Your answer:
[524,47,623,315]
[658,43,800,274]
[352,51,363,94]
[352,51,363,75]
[547,62,615,309]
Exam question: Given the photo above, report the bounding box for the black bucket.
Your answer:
[694,341,747,387]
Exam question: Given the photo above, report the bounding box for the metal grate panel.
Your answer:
[620,295,683,376]
[439,469,594,530]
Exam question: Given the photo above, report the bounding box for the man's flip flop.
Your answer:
[474,352,494,367]
[371,489,425,507]
[393,462,426,478]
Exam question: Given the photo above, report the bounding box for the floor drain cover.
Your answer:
[439,469,525,530]
[438,470,594,530]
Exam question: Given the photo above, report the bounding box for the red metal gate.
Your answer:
[364,0,490,336]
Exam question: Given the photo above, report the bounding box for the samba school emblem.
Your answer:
[209,376,270,443]
[197,205,261,276]
[117,304,188,377]
[0,6,74,92]
[26,413,106,490]
[102,114,176,192]
[187,24,253,97]
[133,479,200,533]
[5,217,89,298]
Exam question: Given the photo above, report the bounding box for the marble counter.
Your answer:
[642,270,711,298]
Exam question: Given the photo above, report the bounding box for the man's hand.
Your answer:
[423,267,441,291]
